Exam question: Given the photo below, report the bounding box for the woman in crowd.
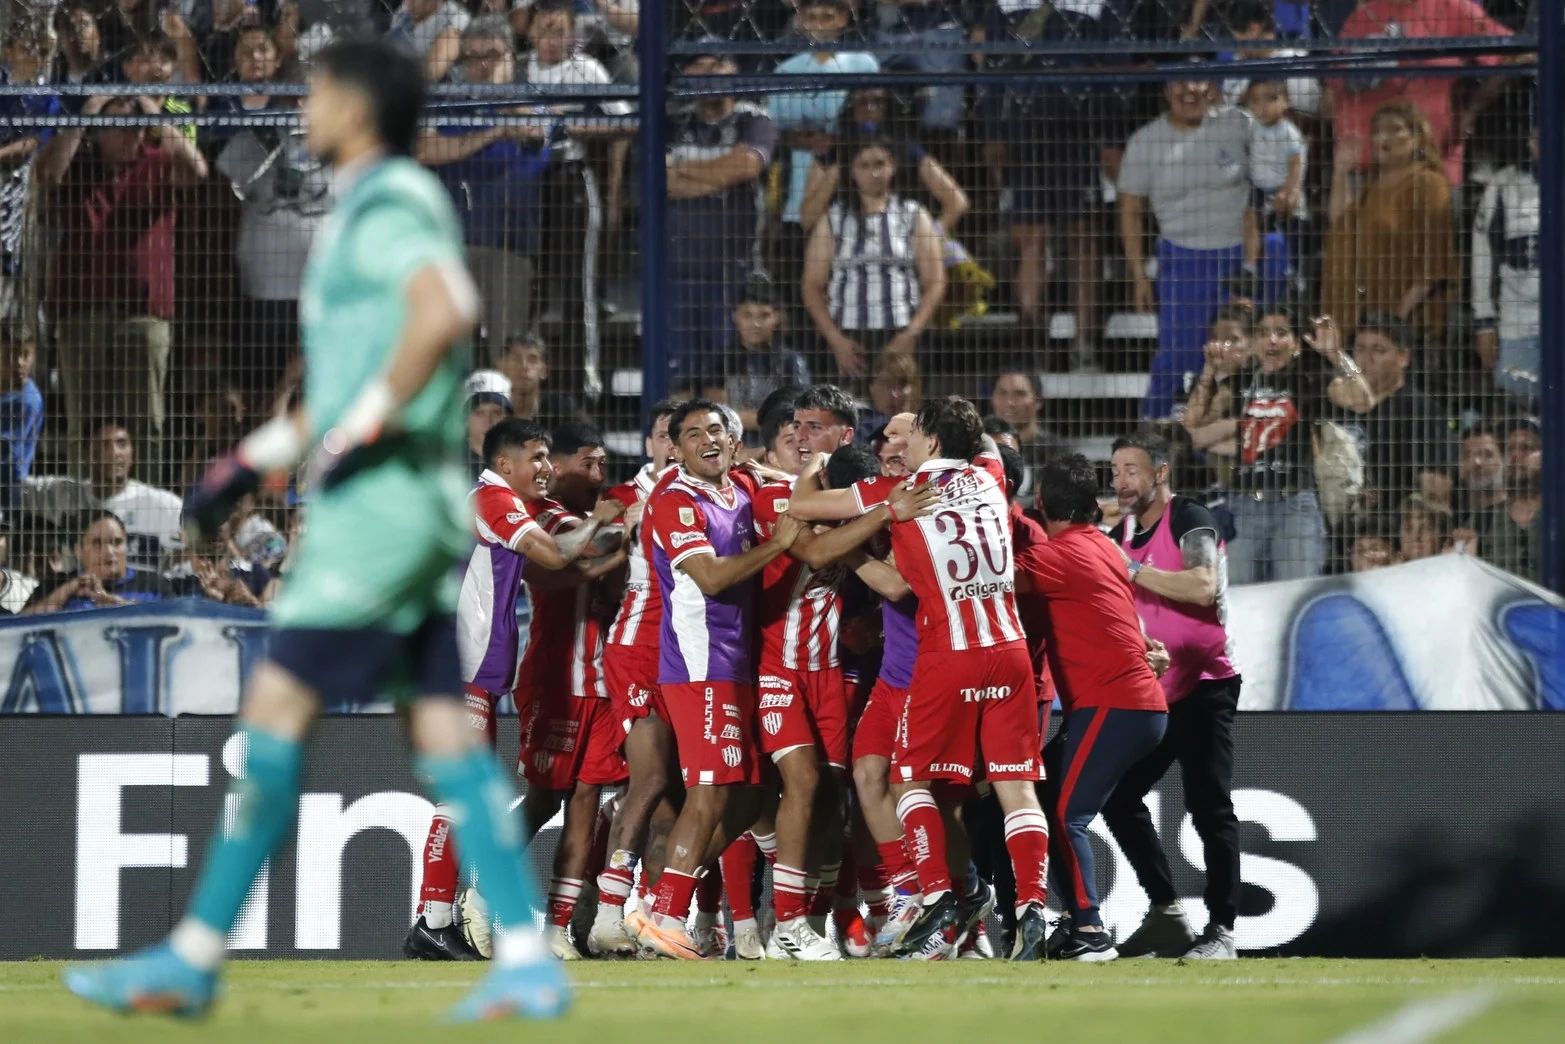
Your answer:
[1182,304,1372,584]
[23,510,176,613]
[800,136,946,379]
[1323,102,1456,347]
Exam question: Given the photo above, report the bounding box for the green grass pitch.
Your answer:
[4,959,1564,1043]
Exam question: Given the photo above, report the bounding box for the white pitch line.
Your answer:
[1325,990,1497,1044]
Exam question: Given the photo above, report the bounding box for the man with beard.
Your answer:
[1101,430,1241,961]
[1454,421,1542,583]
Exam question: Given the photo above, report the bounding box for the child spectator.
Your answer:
[769,0,879,287]
[1349,520,1399,573]
[464,369,513,480]
[0,329,45,518]
[859,349,921,437]
[1240,80,1306,309]
[1472,129,1539,404]
[1397,493,1452,563]
[704,279,810,431]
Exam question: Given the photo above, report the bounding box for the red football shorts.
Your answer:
[603,642,664,733]
[518,691,628,790]
[755,665,849,769]
[893,642,1042,784]
[662,681,761,787]
[851,678,908,764]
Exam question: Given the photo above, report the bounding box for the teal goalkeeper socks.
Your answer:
[417,749,543,948]
[186,725,304,935]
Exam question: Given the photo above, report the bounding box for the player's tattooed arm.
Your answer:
[1129,528,1221,607]
[519,500,626,570]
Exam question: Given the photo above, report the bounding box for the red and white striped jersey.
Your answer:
[888,457,1025,653]
[605,463,672,647]
[753,478,842,671]
[516,498,609,699]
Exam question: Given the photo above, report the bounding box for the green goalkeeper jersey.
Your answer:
[271,156,473,636]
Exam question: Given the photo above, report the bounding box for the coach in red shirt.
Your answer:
[1017,453,1168,962]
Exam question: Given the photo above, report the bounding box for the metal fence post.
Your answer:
[1539,6,1562,595]
[637,0,670,419]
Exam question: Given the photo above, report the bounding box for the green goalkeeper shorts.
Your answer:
[269,459,471,635]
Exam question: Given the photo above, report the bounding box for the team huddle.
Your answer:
[411,385,1217,964]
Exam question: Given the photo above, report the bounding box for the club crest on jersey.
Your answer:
[721,745,743,768]
[761,711,784,736]
[679,507,696,526]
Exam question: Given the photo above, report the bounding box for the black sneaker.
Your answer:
[956,878,994,950]
[403,916,483,961]
[1055,927,1119,963]
[1009,905,1049,961]
[1045,916,1073,959]
[893,891,960,958]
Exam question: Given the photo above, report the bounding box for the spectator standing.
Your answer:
[39,94,208,475]
[801,137,946,378]
[97,0,201,85]
[988,366,1067,477]
[702,279,810,429]
[1182,308,1373,583]
[0,18,63,322]
[768,0,879,285]
[523,1,633,389]
[23,509,177,613]
[464,370,514,480]
[1333,313,1454,517]
[859,348,920,437]
[1221,1,1322,116]
[387,0,471,82]
[1323,102,1456,347]
[53,3,109,101]
[24,419,185,572]
[1396,493,1452,562]
[202,0,301,81]
[1471,129,1539,404]
[870,0,968,137]
[0,329,45,520]
[214,27,333,416]
[1454,421,1540,582]
[665,55,777,391]
[1118,78,1255,419]
[417,18,547,356]
[492,334,591,430]
[1329,0,1514,187]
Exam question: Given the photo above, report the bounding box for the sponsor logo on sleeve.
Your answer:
[671,531,704,548]
[506,512,526,524]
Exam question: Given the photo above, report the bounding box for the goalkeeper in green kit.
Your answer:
[65,40,567,1022]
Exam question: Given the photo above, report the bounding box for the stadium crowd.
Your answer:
[0,0,1545,615]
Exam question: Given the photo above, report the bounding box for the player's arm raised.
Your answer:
[1128,529,1220,607]
[787,481,938,569]
[784,453,865,522]
[679,513,805,596]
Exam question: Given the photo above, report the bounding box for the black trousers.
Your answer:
[1101,676,1242,930]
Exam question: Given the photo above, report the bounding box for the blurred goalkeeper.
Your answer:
[64,40,567,1023]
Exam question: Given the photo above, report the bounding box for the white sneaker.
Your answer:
[771,916,843,961]
[733,924,766,960]
[764,927,789,960]
[457,888,493,959]
[957,920,994,959]
[872,893,921,956]
[548,924,580,961]
[1182,924,1237,960]
[691,914,728,959]
[1118,903,1197,958]
[586,904,638,958]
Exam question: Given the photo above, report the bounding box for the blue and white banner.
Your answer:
[1,558,1561,714]
[1228,555,1565,711]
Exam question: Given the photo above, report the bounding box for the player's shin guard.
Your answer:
[418,806,460,929]
[597,851,637,910]
[1002,809,1050,914]
[178,725,304,967]
[417,749,547,966]
[772,864,809,924]
[650,869,700,928]
[720,835,760,925]
[547,877,583,929]
[895,790,952,902]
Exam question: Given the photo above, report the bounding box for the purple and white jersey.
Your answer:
[878,594,919,690]
[456,470,547,693]
[649,471,758,684]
